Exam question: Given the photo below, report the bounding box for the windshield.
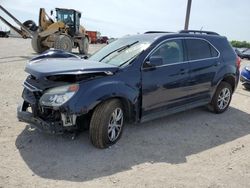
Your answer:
[56,10,74,25]
[89,37,151,67]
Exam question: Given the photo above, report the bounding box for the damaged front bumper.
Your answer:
[17,100,78,134]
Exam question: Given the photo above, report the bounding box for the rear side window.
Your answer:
[186,39,218,61]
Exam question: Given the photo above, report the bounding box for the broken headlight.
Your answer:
[40,84,79,107]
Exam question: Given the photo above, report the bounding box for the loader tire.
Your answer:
[23,20,38,32]
[54,35,72,52]
[31,35,48,54]
[78,37,89,54]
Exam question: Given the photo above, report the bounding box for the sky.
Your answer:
[1,0,250,41]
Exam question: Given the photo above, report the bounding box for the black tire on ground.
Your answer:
[78,37,89,54]
[89,99,124,149]
[23,20,38,32]
[31,35,49,53]
[208,81,233,114]
[54,35,72,52]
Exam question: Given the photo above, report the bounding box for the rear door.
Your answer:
[141,39,190,117]
[185,38,220,102]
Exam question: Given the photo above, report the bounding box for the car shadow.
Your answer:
[16,106,250,182]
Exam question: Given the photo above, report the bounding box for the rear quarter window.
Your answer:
[186,39,218,61]
[210,37,236,62]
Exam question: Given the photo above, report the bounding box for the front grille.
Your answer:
[23,81,42,92]
[22,76,62,122]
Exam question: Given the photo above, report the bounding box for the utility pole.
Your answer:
[184,0,192,30]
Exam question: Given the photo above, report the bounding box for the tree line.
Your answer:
[231,40,250,48]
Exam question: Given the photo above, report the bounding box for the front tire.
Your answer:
[89,99,124,149]
[31,34,49,53]
[209,81,232,113]
[54,35,72,52]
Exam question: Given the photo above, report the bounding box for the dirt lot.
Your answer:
[0,38,250,188]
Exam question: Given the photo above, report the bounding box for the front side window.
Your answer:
[186,39,218,61]
[150,39,184,65]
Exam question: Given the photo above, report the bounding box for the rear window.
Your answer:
[186,39,218,61]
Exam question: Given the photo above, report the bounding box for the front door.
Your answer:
[141,39,190,117]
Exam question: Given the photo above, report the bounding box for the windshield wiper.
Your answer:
[99,41,139,62]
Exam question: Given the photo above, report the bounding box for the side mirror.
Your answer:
[50,10,53,15]
[78,13,81,18]
[145,56,163,68]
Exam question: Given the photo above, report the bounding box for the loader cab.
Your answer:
[55,8,81,36]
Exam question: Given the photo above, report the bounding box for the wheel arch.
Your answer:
[219,74,236,92]
[71,79,140,123]
[89,96,136,123]
[211,73,237,100]
[75,96,136,132]
[221,74,236,92]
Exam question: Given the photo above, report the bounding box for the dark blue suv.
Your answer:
[17,30,240,148]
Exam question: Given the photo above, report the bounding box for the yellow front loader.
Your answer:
[0,5,89,54]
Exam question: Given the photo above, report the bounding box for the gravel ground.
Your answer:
[0,38,250,188]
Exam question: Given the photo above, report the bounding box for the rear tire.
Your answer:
[78,37,89,54]
[208,81,232,113]
[89,99,124,149]
[54,35,72,52]
[31,35,49,53]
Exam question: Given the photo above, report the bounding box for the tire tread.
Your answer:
[209,81,232,114]
[89,99,122,148]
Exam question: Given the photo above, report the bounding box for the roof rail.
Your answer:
[179,30,219,36]
[144,31,173,34]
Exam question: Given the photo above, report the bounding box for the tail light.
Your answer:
[236,56,241,69]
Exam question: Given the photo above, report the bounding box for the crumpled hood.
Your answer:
[25,58,119,79]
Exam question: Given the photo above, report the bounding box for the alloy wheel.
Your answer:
[217,88,231,110]
[108,108,123,142]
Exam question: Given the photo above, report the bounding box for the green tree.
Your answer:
[231,40,250,48]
